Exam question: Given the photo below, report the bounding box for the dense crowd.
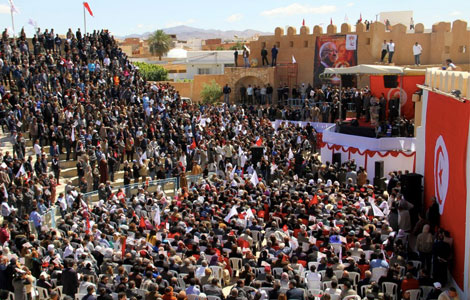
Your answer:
[0,28,458,300]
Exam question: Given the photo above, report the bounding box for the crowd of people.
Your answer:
[0,27,459,300]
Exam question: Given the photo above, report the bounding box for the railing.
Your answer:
[283,98,357,111]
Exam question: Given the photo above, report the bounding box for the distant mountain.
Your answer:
[117,26,272,41]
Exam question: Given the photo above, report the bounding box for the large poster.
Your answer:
[313,35,357,87]
[424,91,470,289]
[370,75,425,120]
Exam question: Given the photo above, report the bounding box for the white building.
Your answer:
[185,51,235,78]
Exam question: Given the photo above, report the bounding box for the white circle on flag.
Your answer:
[387,88,407,106]
[433,135,449,215]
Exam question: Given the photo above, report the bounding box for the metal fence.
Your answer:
[283,98,357,111]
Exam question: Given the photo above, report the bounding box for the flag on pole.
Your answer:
[359,13,362,22]
[302,19,305,26]
[370,202,385,217]
[139,151,147,164]
[344,14,349,23]
[250,170,259,187]
[292,55,296,64]
[8,0,19,14]
[224,205,238,222]
[16,164,26,178]
[121,236,127,258]
[3,184,8,199]
[330,18,333,25]
[85,215,91,234]
[190,138,197,150]
[28,19,37,27]
[153,205,161,226]
[83,2,94,17]
[245,208,255,220]
[288,148,294,160]
[139,216,146,228]
[71,127,75,142]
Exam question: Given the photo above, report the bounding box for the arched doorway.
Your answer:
[233,76,265,103]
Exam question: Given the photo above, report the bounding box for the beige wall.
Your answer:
[248,20,470,86]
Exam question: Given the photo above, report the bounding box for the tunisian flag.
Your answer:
[369,75,424,120]
[424,91,470,289]
[83,2,93,17]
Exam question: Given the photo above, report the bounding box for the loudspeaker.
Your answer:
[374,161,384,179]
[383,75,398,88]
[401,173,424,224]
[341,75,354,87]
[333,153,341,166]
[373,177,387,190]
[251,147,264,165]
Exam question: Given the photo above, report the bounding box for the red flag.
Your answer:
[359,13,362,22]
[282,224,288,232]
[424,91,470,288]
[121,237,126,258]
[255,137,263,146]
[85,215,91,234]
[330,18,333,25]
[190,139,197,150]
[302,19,305,26]
[139,216,146,228]
[83,2,94,17]
[257,210,265,218]
[298,198,303,203]
[309,195,318,207]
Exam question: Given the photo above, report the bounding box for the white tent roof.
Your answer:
[324,64,425,75]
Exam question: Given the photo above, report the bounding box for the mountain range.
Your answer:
[117,25,272,41]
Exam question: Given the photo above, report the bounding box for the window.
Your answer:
[198,68,211,75]
[444,46,450,54]
[276,41,280,48]
[289,41,294,47]
[366,38,371,45]
[304,41,308,48]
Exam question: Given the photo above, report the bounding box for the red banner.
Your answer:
[424,91,470,289]
[370,75,424,120]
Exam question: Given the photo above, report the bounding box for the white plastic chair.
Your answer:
[361,284,371,298]
[322,281,333,290]
[349,271,360,286]
[420,286,434,300]
[371,267,387,282]
[272,267,283,278]
[382,282,398,300]
[210,265,223,280]
[318,270,326,280]
[407,289,421,300]
[330,294,340,300]
[334,270,344,279]
[307,261,320,271]
[408,260,422,270]
[343,296,361,300]
[36,287,50,300]
[229,257,243,274]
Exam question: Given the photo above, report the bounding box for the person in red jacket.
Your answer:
[401,272,419,297]
[0,222,9,244]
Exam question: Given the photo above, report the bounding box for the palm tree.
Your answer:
[147,30,172,60]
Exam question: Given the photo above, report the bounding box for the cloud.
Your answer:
[261,3,336,16]
[346,2,354,7]
[449,10,461,16]
[226,13,243,22]
[165,19,196,28]
[0,4,10,14]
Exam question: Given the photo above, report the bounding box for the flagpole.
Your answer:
[10,9,15,37]
[83,2,87,35]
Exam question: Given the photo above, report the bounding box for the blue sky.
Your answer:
[0,0,468,37]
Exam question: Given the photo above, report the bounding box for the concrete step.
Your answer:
[68,170,125,186]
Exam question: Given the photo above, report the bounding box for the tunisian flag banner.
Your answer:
[370,75,424,120]
[83,2,93,17]
[424,91,470,289]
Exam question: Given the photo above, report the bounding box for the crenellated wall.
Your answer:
[249,20,470,85]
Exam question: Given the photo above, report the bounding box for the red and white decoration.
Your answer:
[320,143,416,181]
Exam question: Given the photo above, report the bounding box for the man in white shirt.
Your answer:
[246,85,254,104]
[380,40,388,62]
[33,140,42,160]
[413,42,423,65]
[388,40,395,63]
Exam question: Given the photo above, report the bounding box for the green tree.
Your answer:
[147,30,172,60]
[133,62,168,81]
[200,80,223,105]
[229,41,244,50]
